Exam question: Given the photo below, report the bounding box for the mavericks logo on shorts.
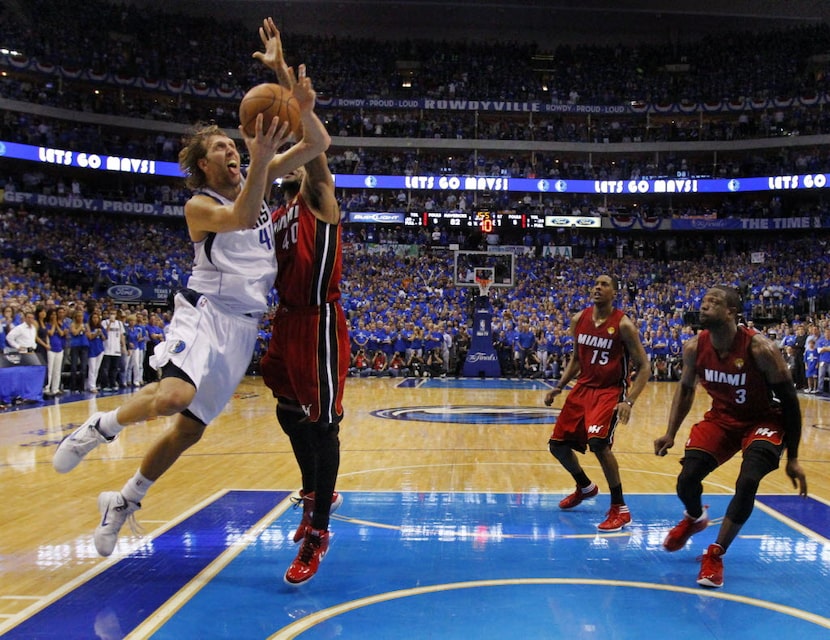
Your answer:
[169,340,186,354]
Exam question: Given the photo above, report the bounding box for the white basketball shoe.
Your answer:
[53,412,114,473]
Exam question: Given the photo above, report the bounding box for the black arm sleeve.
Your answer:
[771,381,802,459]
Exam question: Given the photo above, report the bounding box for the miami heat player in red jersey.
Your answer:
[257,18,347,586]
[263,176,350,425]
[543,275,650,532]
[655,285,806,589]
[694,326,784,434]
[261,160,349,587]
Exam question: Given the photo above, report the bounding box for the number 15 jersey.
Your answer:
[573,307,629,390]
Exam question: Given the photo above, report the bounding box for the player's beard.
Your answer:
[699,313,721,329]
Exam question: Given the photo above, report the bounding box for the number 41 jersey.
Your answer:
[188,183,276,315]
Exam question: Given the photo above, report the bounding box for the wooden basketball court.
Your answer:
[1,377,828,638]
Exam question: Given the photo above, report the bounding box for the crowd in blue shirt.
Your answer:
[1,201,828,395]
[2,1,830,396]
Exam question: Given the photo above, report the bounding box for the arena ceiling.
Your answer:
[138,0,829,44]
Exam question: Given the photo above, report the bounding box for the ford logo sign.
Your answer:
[108,285,143,300]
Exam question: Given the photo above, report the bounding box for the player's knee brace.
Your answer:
[276,403,306,437]
[312,420,341,450]
[676,451,717,506]
[726,444,779,525]
[587,438,608,454]
[549,440,569,459]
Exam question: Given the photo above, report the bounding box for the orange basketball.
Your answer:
[238,83,301,138]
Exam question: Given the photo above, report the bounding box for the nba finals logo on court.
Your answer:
[372,405,558,425]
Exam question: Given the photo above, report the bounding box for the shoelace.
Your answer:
[291,494,313,511]
[125,511,144,536]
[297,536,321,564]
[115,501,145,536]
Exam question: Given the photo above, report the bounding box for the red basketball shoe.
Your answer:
[663,507,709,552]
[284,529,330,586]
[292,490,343,542]
[697,543,725,588]
[558,483,599,510]
[597,504,631,531]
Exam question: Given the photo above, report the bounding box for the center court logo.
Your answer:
[371,405,558,424]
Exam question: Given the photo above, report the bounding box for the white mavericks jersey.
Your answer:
[186,182,277,315]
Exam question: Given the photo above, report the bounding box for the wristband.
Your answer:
[623,399,634,407]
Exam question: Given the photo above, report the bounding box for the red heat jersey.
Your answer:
[272,193,342,307]
[694,325,781,425]
[573,307,629,389]
[263,192,349,424]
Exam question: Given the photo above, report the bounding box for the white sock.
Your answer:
[581,482,597,494]
[121,471,154,504]
[685,508,707,522]
[97,410,125,438]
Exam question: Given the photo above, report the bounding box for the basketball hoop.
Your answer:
[473,266,494,298]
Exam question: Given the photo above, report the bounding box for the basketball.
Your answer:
[239,83,301,138]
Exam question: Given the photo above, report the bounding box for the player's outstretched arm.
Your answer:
[265,66,331,184]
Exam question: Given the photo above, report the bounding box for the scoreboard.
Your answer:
[404,211,594,230]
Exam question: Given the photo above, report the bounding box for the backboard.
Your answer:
[453,250,515,288]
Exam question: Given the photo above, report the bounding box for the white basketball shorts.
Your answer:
[150,289,260,424]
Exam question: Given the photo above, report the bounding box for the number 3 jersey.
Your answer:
[695,325,782,425]
[187,183,276,315]
[573,307,629,389]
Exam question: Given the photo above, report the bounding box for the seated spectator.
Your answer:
[368,350,389,377]
[388,351,409,377]
[407,350,426,378]
[426,347,445,377]
[349,349,370,377]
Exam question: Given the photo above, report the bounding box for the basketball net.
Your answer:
[475,275,492,297]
